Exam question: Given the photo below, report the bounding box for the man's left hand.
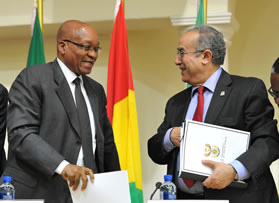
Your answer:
[202,160,236,189]
[61,164,94,191]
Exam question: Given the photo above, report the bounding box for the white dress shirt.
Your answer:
[55,58,96,174]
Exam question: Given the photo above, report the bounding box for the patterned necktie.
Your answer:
[184,86,205,188]
[73,77,98,172]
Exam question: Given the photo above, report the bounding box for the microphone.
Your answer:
[150,182,162,200]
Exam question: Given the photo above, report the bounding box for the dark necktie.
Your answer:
[73,77,98,172]
[184,86,205,189]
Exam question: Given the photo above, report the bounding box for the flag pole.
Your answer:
[37,0,43,32]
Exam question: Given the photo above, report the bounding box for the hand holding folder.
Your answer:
[179,120,250,188]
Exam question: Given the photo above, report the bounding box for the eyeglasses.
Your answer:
[63,40,102,53]
[176,48,206,59]
[268,87,279,98]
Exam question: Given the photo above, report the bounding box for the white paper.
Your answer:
[180,120,250,176]
[0,201,44,203]
[148,200,229,203]
[70,170,131,203]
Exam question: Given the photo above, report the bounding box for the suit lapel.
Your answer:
[82,76,104,169]
[182,88,193,122]
[205,70,232,124]
[53,60,80,136]
[82,76,104,146]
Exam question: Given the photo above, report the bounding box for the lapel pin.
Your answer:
[220,91,225,96]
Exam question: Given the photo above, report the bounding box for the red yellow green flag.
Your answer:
[107,0,143,203]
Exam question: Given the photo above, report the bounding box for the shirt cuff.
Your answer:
[230,160,250,180]
[163,128,176,152]
[55,160,70,175]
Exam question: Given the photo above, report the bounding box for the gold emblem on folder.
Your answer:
[204,144,220,158]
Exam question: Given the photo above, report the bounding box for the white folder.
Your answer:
[179,120,250,188]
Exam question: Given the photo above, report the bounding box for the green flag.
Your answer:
[26,8,46,67]
[196,0,205,25]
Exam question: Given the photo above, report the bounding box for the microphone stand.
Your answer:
[150,182,162,200]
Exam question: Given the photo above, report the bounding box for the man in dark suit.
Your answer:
[148,25,279,203]
[0,84,8,175]
[269,57,279,106]
[2,20,120,202]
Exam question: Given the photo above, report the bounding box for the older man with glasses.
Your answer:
[2,20,120,203]
[269,57,279,106]
[148,24,279,203]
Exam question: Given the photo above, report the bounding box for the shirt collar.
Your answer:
[57,58,83,84]
[191,67,222,96]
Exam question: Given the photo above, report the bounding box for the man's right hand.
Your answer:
[61,164,94,191]
[170,127,181,147]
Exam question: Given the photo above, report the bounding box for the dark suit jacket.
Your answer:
[3,60,120,203]
[148,70,279,203]
[0,84,8,175]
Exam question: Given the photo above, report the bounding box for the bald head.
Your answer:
[56,20,98,45]
[56,20,100,75]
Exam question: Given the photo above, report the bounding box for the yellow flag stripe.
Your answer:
[37,0,43,32]
[112,89,143,189]
[203,0,207,24]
